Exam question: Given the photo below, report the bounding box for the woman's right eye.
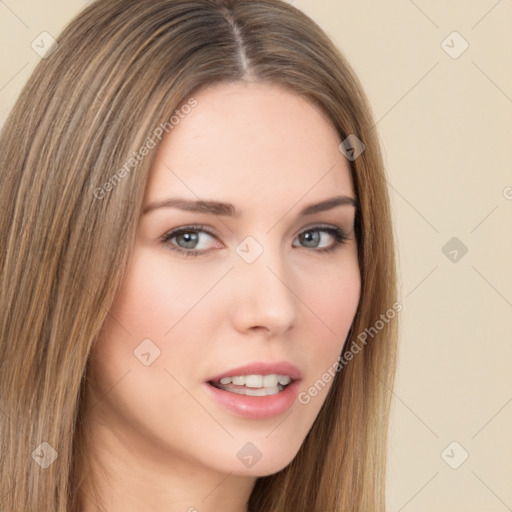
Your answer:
[160,226,219,257]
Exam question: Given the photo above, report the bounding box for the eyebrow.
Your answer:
[142,195,359,217]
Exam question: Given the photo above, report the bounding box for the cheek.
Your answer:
[84,250,213,441]
[297,254,361,378]
[305,250,360,323]
[106,247,214,337]
[89,246,225,387]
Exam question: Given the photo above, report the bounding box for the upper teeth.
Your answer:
[219,374,292,387]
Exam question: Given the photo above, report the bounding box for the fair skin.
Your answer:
[79,81,361,512]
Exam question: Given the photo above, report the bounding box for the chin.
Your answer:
[221,436,305,477]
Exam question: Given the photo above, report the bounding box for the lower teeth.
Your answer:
[212,383,285,396]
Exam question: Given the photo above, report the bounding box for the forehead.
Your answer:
[144,81,354,214]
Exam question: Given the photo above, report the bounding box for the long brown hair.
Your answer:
[0,1,399,510]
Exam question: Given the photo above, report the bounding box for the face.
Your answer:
[85,81,361,478]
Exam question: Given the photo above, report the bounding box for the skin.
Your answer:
[79,81,361,512]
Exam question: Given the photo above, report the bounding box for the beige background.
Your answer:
[1,1,511,510]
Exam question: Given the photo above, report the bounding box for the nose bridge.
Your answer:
[231,234,298,334]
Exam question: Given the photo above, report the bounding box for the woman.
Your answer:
[0,1,399,510]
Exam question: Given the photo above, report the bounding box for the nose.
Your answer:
[230,242,298,338]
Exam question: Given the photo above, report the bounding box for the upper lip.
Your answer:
[206,361,303,383]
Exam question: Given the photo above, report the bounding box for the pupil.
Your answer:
[179,232,197,248]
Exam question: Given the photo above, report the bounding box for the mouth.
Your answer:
[204,361,302,418]
[208,373,295,396]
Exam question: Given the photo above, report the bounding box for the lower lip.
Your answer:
[204,379,301,419]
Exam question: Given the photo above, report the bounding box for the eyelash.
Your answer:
[159,224,350,258]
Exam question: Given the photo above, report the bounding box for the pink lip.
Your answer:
[204,379,301,419]
[206,360,303,382]
[204,360,303,420]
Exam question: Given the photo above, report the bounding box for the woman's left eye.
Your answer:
[292,226,349,253]
[160,225,349,258]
